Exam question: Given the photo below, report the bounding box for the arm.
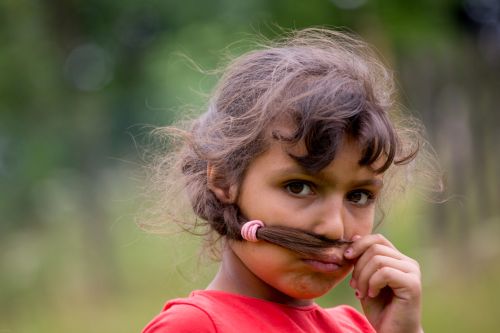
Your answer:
[344,234,423,333]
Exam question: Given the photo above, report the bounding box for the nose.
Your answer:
[313,194,346,241]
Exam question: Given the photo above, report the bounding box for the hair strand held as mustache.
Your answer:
[254,225,353,257]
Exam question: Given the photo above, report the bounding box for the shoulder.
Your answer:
[325,305,376,333]
[142,301,217,333]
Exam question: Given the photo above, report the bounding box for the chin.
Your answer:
[287,278,340,300]
[286,288,333,301]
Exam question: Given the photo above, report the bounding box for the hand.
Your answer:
[344,234,423,333]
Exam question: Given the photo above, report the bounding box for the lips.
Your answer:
[301,254,346,273]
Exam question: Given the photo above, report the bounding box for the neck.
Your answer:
[206,242,313,307]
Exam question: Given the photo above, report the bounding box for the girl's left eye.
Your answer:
[285,181,314,197]
[347,190,374,206]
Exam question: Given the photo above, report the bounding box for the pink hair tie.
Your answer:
[240,220,264,242]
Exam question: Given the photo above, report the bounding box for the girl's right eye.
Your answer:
[285,181,314,197]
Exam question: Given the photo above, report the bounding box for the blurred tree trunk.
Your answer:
[400,31,500,254]
[42,0,118,297]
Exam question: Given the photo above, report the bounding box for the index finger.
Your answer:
[343,233,396,260]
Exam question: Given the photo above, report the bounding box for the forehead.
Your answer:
[266,122,386,173]
[255,130,384,185]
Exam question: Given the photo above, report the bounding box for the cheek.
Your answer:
[231,242,301,290]
[238,188,298,224]
[232,242,290,275]
[345,208,375,236]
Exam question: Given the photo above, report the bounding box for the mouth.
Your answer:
[301,254,346,273]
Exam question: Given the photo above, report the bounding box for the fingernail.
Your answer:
[349,278,357,288]
[352,235,362,241]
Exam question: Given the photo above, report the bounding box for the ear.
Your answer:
[207,163,238,204]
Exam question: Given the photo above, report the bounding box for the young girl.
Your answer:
[143,28,428,333]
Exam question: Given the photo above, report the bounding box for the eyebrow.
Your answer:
[349,179,384,188]
[270,165,311,176]
[270,165,384,188]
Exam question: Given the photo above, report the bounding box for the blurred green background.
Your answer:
[1,0,499,332]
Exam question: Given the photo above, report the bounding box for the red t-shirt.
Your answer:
[142,290,375,332]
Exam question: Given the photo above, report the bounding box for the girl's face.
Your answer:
[227,130,384,305]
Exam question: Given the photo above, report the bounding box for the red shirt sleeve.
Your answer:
[142,303,217,333]
[326,305,376,332]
